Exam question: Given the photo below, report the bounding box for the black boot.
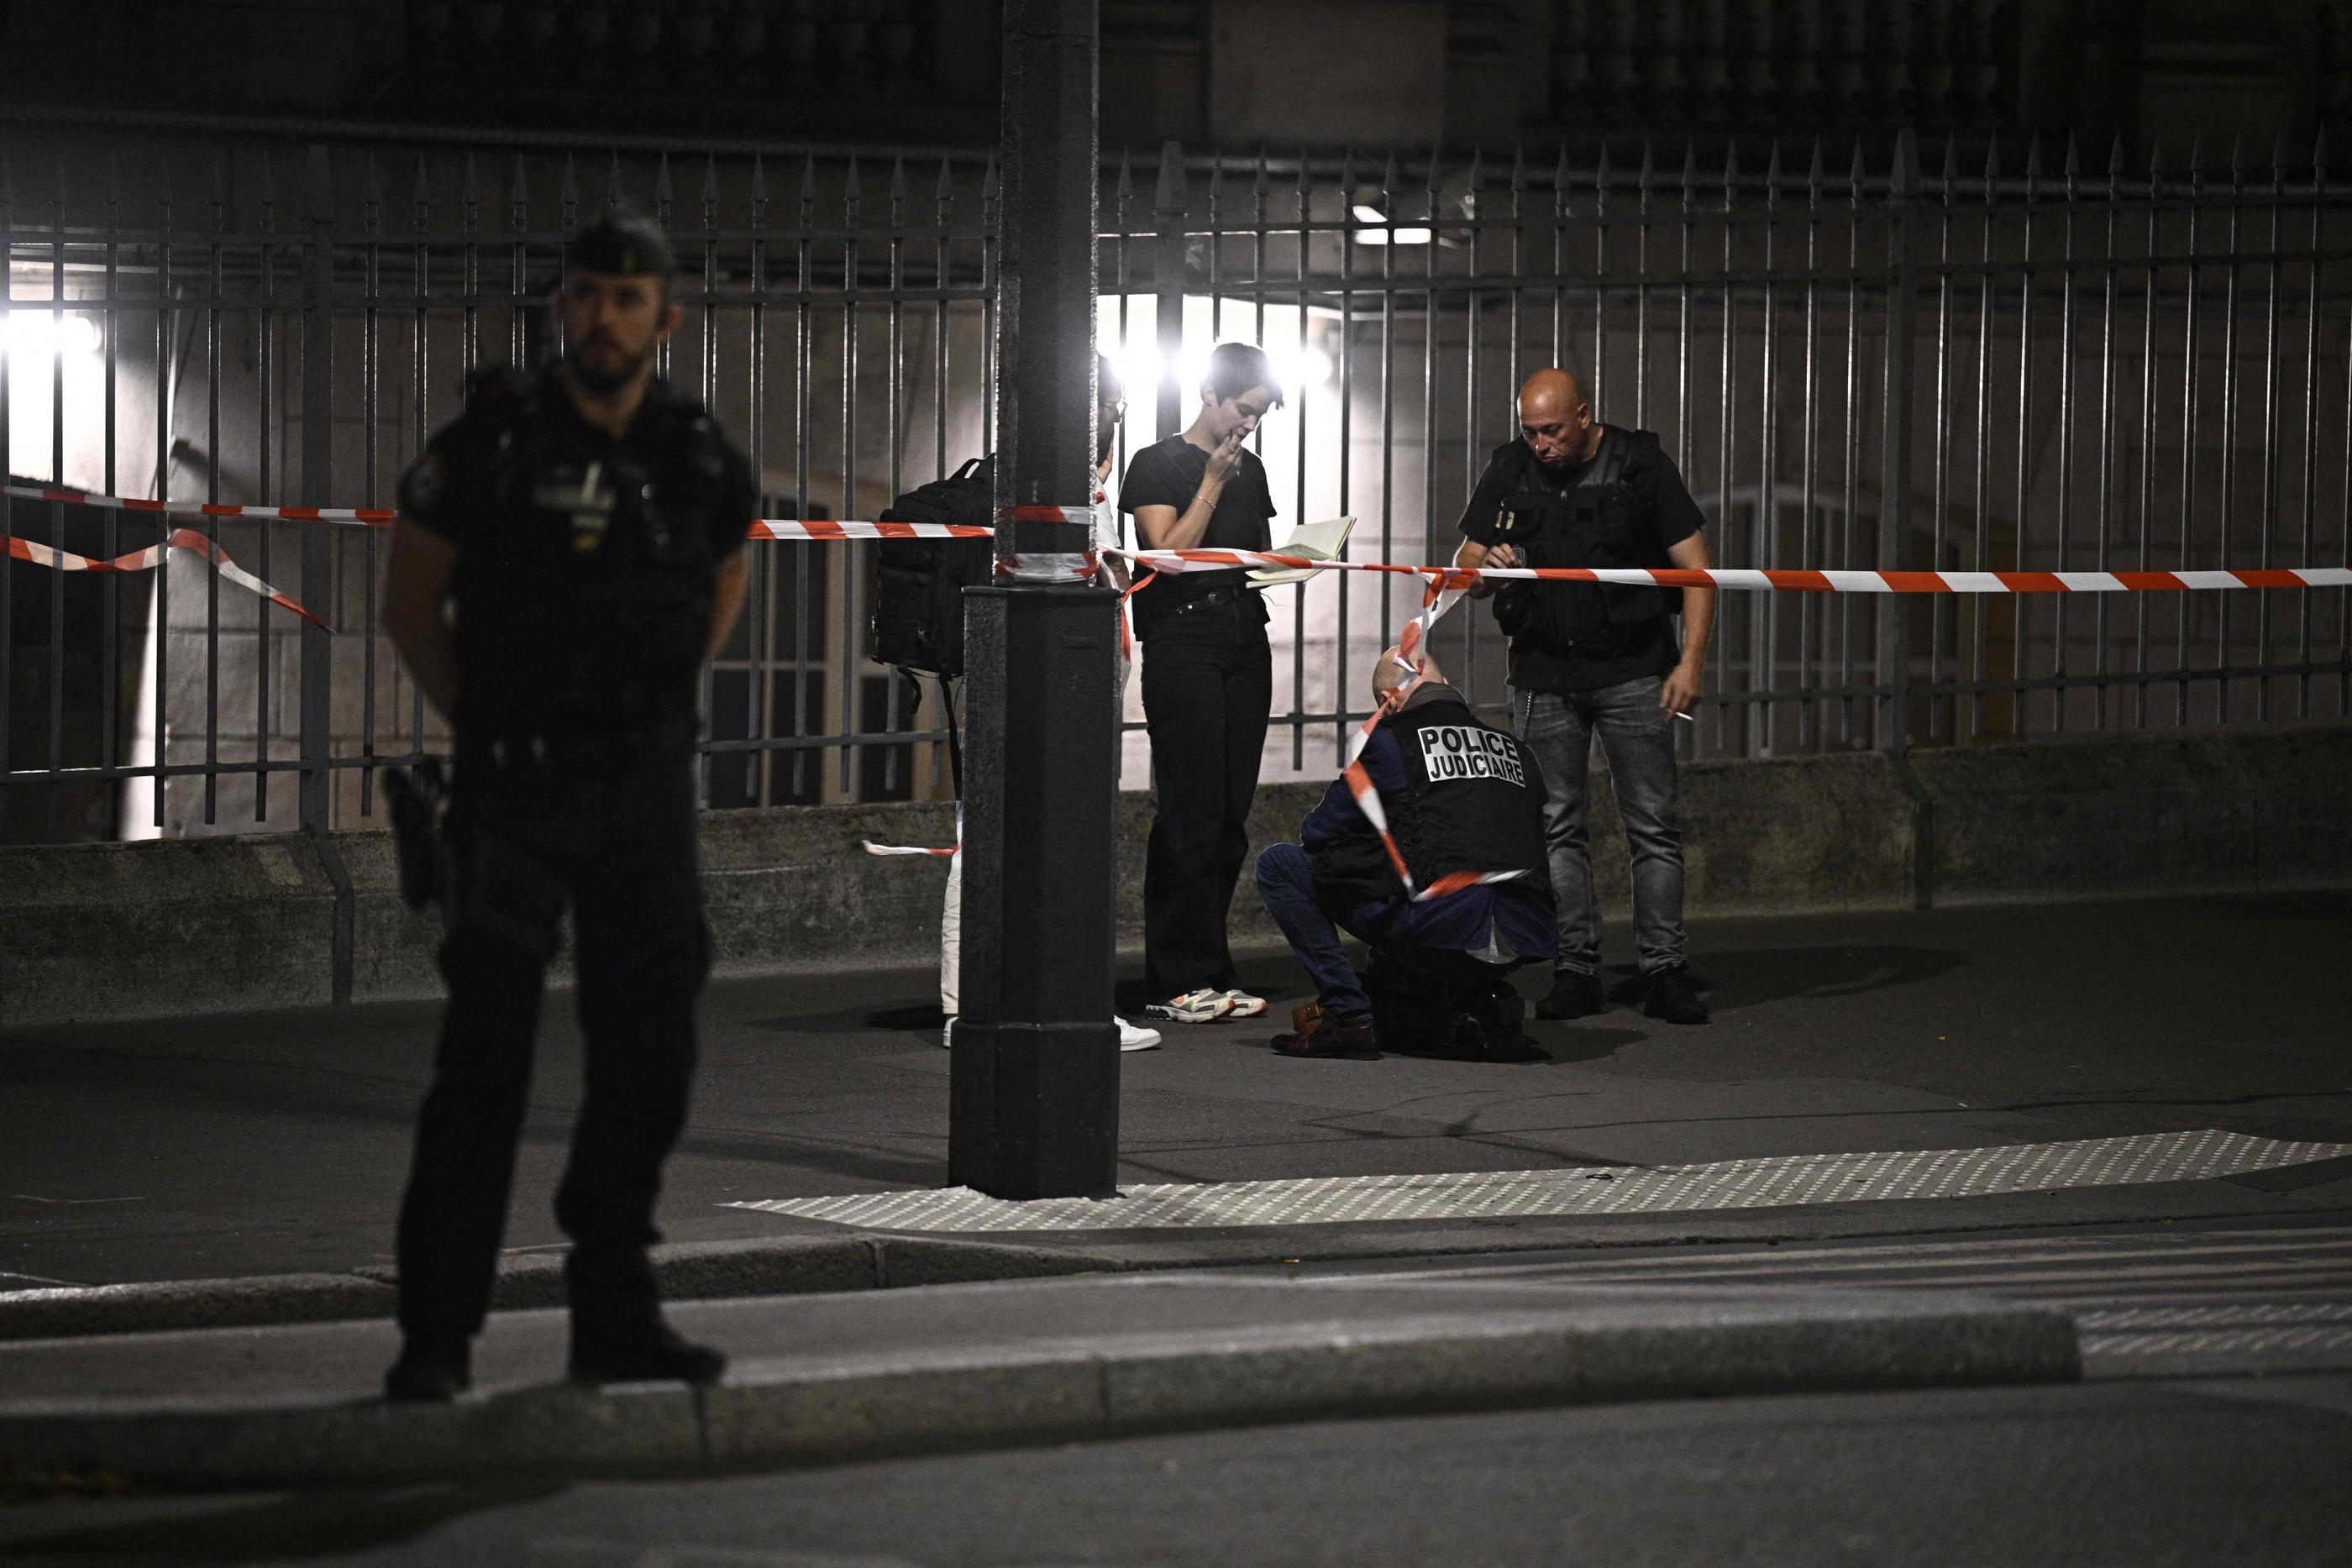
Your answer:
[569,1319,727,1386]
[1536,969,1605,1020]
[1473,982,1547,1062]
[1643,964,1710,1025]
[384,1330,471,1403]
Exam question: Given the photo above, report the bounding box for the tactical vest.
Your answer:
[1387,690,1546,889]
[1312,690,1546,911]
[440,368,730,736]
[1485,425,1677,664]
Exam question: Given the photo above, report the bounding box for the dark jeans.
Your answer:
[1252,842,1372,1025]
[1140,601,1273,996]
[394,739,711,1339]
[1512,676,1688,975]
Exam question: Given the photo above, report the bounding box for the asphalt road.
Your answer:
[4,1373,2347,1565]
[4,889,2349,1286]
[5,1219,2349,1563]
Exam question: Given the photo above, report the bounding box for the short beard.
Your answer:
[565,342,652,395]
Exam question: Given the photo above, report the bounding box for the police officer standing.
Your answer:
[378,212,756,1400]
[1452,368,1717,1026]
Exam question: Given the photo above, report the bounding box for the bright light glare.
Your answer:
[1111,334,1336,401]
[1355,226,1432,245]
[1352,203,1389,223]
[1,312,102,359]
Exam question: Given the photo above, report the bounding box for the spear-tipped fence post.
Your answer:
[1879,129,1921,766]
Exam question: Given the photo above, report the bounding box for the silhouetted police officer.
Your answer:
[378,212,755,1401]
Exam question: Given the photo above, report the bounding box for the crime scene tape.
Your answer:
[15,483,2344,593]
[3,527,329,629]
[3,480,398,527]
[1110,545,2352,595]
[748,517,991,542]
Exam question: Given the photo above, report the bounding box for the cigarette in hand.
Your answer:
[1672,711,1696,723]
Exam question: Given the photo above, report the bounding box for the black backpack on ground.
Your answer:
[866,456,995,678]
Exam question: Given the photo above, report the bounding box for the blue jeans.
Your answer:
[1512,676,1688,976]
[1252,842,1372,1025]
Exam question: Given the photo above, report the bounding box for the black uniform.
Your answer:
[392,365,754,1343]
[1117,434,1278,999]
[1457,423,1709,986]
[1457,425,1704,694]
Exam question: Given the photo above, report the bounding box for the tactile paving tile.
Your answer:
[726,1130,2352,1234]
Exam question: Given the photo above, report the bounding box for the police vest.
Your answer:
[1484,425,1678,662]
[1312,690,1547,910]
[434,368,735,735]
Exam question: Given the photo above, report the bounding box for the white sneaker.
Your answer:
[949,1014,1163,1051]
[1216,989,1268,1019]
[1142,989,1236,1025]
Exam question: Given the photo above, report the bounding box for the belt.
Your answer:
[463,711,701,774]
[1168,585,1251,616]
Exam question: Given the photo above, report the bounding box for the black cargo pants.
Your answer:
[393,732,711,1339]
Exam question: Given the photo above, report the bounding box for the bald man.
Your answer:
[1249,646,1553,1061]
[1451,369,1716,1026]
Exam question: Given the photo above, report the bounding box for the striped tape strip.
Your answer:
[3,481,398,527]
[3,482,995,542]
[749,517,993,542]
[3,528,328,628]
[15,485,2341,591]
[1114,546,2352,594]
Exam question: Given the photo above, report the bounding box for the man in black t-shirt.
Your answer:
[1452,368,1718,1026]
[377,213,755,1402]
[1119,342,1284,1025]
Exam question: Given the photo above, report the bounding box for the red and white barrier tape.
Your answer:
[750,517,993,543]
[3,527,328,629]
[864,804,962,861]
[1113,546,2352,595]
[4,481,996,543]
[22,484,2339,594]
[3,480,398,528]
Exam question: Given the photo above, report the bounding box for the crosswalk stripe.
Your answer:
[1560,1260,2352,1291]
[1296,1225,2352,1373]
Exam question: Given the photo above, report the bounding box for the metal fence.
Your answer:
[3,127,2348,846]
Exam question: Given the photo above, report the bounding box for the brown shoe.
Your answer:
[1272,1004,1378,1058]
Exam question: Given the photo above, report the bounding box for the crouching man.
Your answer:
[1252,646,1556,1061]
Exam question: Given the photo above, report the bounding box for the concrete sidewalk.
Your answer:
[0,1268,2077,1492]
[6,892,2349,1310]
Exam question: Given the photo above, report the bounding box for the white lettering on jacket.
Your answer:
[1414,724,1527,788]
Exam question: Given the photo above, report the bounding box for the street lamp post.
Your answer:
[948,0,1121,1199]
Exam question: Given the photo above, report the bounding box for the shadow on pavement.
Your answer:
[1540,1026,1651,1063]
[864,1003,949,1030]
[1599,945,1969,1014]
[0,1476,568,1562]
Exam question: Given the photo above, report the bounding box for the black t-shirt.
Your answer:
[398,370,756,731]
[1117,434,1277,632]
[402,374,753,566]
[1457,426,1705,693]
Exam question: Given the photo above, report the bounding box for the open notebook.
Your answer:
[1247,515,1357,587]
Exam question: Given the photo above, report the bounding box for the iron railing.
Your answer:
[2,127,2347,847]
